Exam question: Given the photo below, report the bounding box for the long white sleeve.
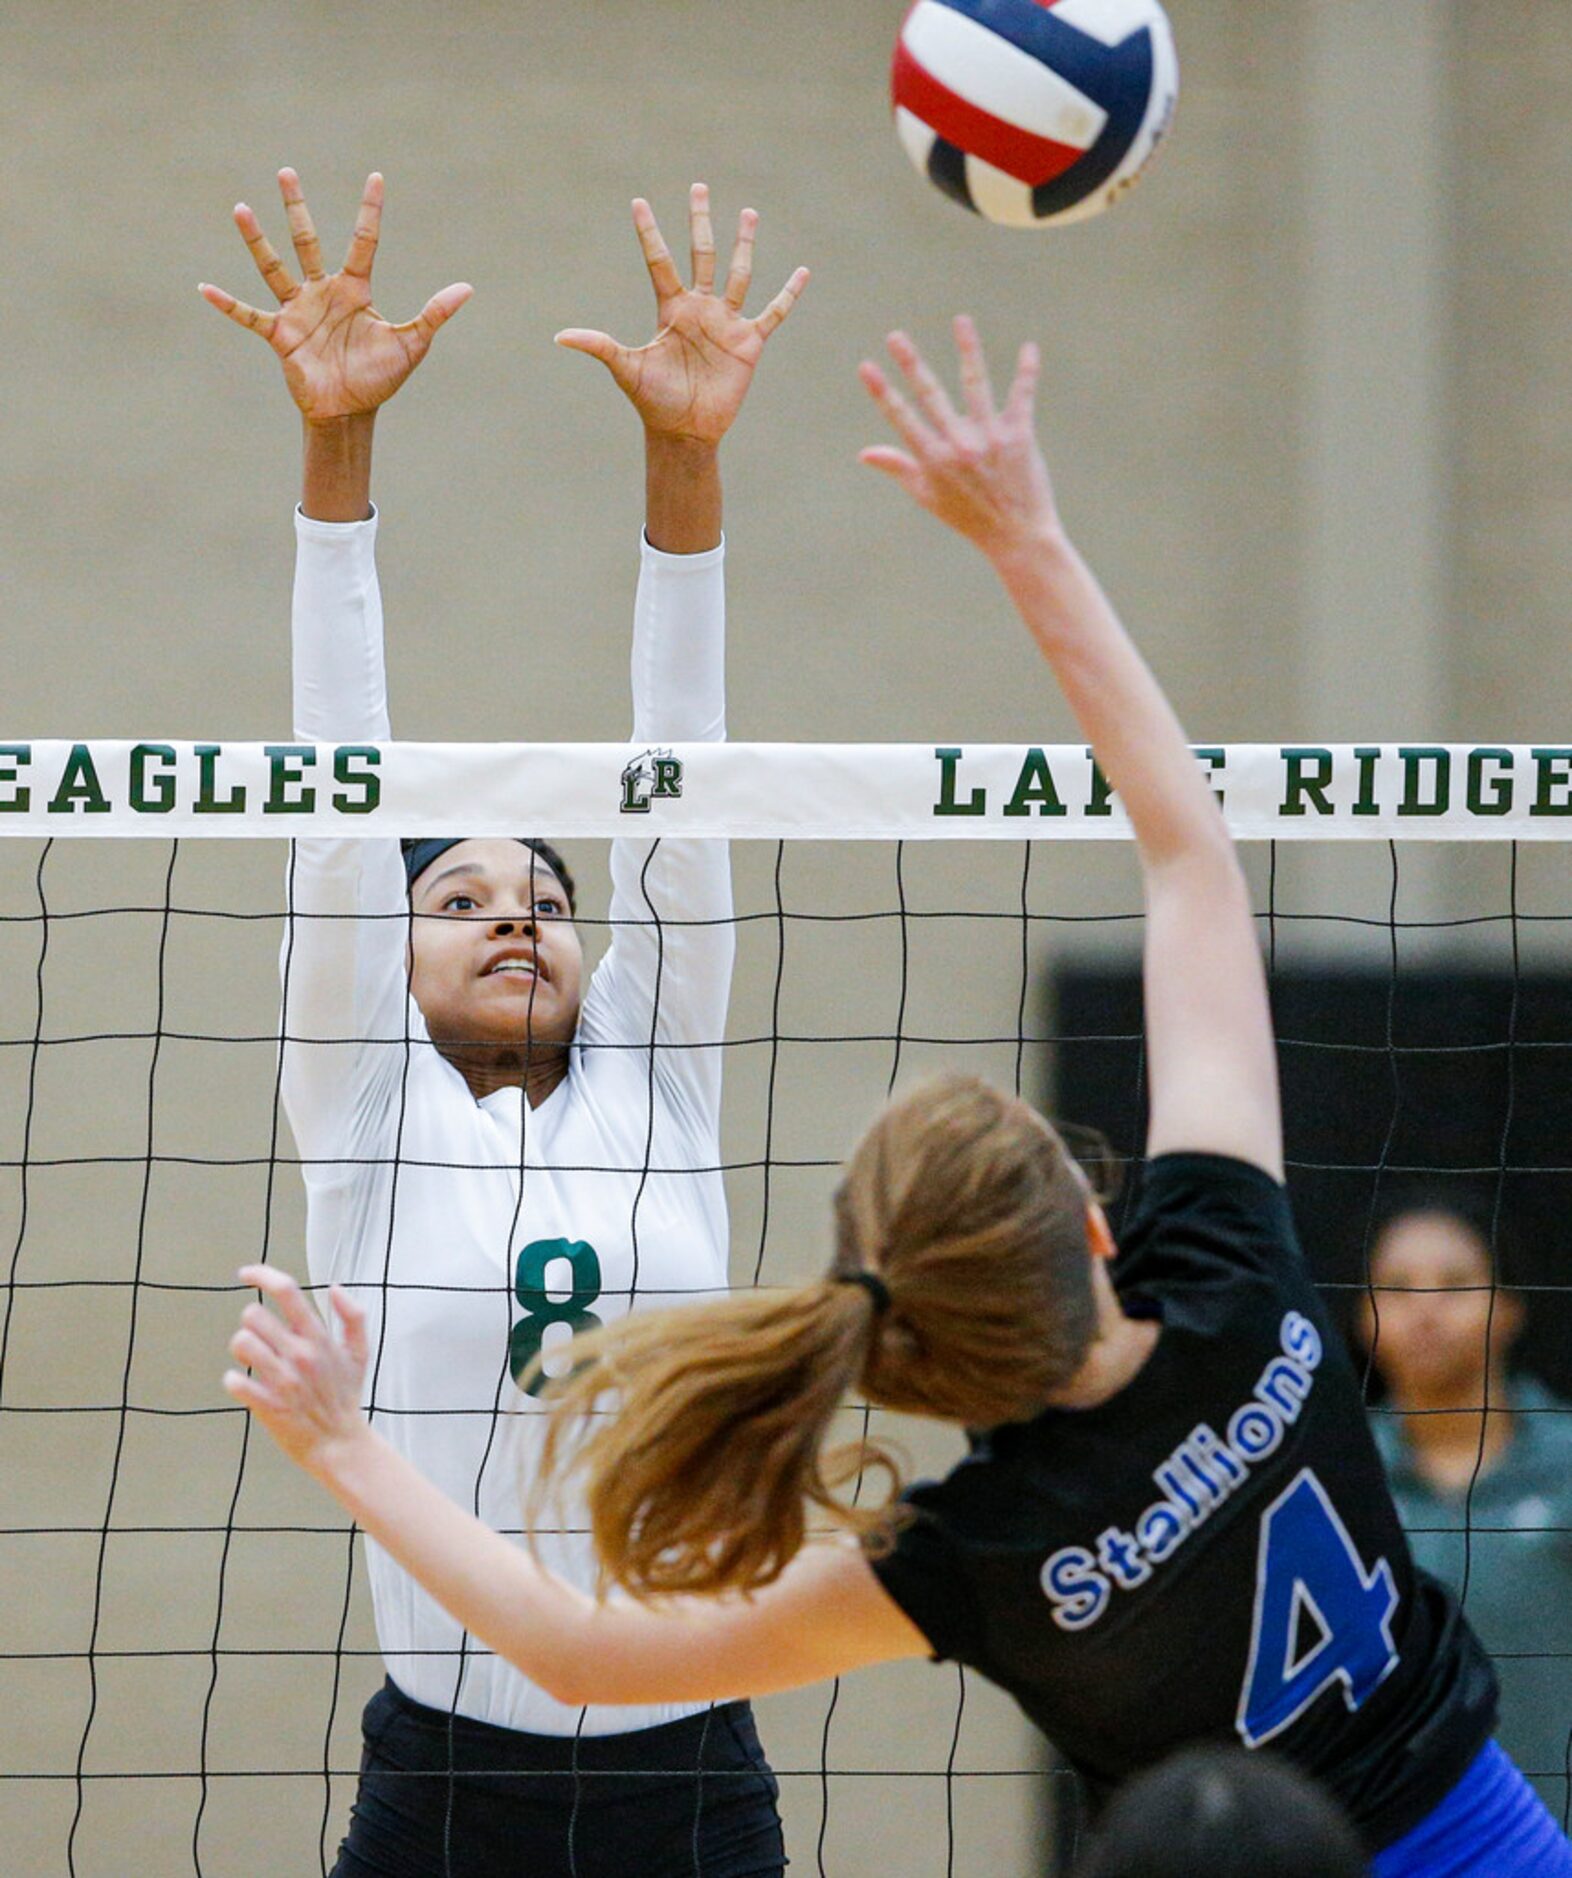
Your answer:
[279,510,412,1200]
[580,534,735,1132]
[271,520,735,1736]
[629,534,727,745]
[290,510,393,745]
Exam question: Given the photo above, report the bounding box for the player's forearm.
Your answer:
[301,414,376,523]
[284,501,406,1091]
[991,526,1237,877]
[630,529,726,743]
[644,432,721,554]
[612,525,734,1069]
[308,1423,760,1707]
[309,1423,603,1701]
[292,505,391,742]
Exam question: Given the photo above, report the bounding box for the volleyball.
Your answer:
[892,0,1179,228]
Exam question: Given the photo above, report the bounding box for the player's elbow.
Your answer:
[511,1637,618,1710]
[500,1643,581,1706]
[534,1660,593,1707]
[519,1631,676,1709]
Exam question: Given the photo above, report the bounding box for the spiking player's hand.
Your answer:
[224,1265,370,1474]
[199,170,472,425]
[858,317,1062,563]
[556,186,809,447]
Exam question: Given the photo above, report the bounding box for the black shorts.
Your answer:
[331,1680,786,1878]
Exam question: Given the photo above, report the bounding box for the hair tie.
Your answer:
[836,1270,892,1316]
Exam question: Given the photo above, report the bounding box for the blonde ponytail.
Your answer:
[527,1073,1101,1600]
[526,1279,902,1598]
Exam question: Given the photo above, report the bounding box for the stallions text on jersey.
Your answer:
[871,1155,1498,1854]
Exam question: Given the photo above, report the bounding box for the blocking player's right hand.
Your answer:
[199,169,472,426]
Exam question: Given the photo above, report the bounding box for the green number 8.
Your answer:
[510,1238,603,1395]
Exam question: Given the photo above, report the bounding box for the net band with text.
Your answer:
[1,740,1570,839]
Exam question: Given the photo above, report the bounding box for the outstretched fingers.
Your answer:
[393,280,474,345]
[721,207,759,311]
[342,171,384,281]
[234,1298,295,1366]
[554,328,642,399]
[752,265,809,343]
[277,168,325,281]
[887,330,960,434]
[1004,340,1042,426]
[223,1366,281,1412]
[953,314,996,424]
[227,1287,304,1401]
[554,326,623,365]
[631,197,683,303]
[859,357,936,459]
[688,182,716,294]
[197,280,276,340]
[233,202,296,304]
[239,1263,319,1340]
[858,443,923,489]
[331,1285,370,1372]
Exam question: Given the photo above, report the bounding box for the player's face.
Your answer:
[1363,1214,1522,1403]
[407,840,584,1051]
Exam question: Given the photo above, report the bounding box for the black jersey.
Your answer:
[869,1153,1497,1853]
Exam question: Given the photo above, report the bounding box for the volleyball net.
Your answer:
[1,739,1569,1876]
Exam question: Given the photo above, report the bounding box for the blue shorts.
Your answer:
[1374,1741,1572,1877]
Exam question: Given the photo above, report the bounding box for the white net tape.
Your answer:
[1,770,1569,1873]
[1,741,1569,840]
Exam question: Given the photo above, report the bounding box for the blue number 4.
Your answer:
[1237,1468,1400,1748]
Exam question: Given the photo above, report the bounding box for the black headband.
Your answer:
[836,1269,893,1316]
[401,837,577,911]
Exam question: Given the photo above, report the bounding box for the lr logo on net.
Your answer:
[620,748,684,814]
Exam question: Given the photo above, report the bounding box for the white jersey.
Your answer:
[281,509,733,1735]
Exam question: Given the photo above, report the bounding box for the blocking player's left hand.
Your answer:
[224,1265,369,1472]
[556,185,809,447]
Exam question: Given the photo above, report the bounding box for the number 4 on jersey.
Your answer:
[1237,1468,1400,1748]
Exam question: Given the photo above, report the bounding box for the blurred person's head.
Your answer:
[1073,1746,1368,1878]
[1359,1197,1523,1409]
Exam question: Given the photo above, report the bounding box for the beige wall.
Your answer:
[1454,4,1572,737]
[1,4,1569,1874]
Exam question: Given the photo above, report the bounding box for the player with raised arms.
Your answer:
[224,317,1572,1875]
[202,169,804,1877]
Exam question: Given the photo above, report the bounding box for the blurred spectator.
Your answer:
[1071,1745,1367,1877]
[1362,1199,1572,1820]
